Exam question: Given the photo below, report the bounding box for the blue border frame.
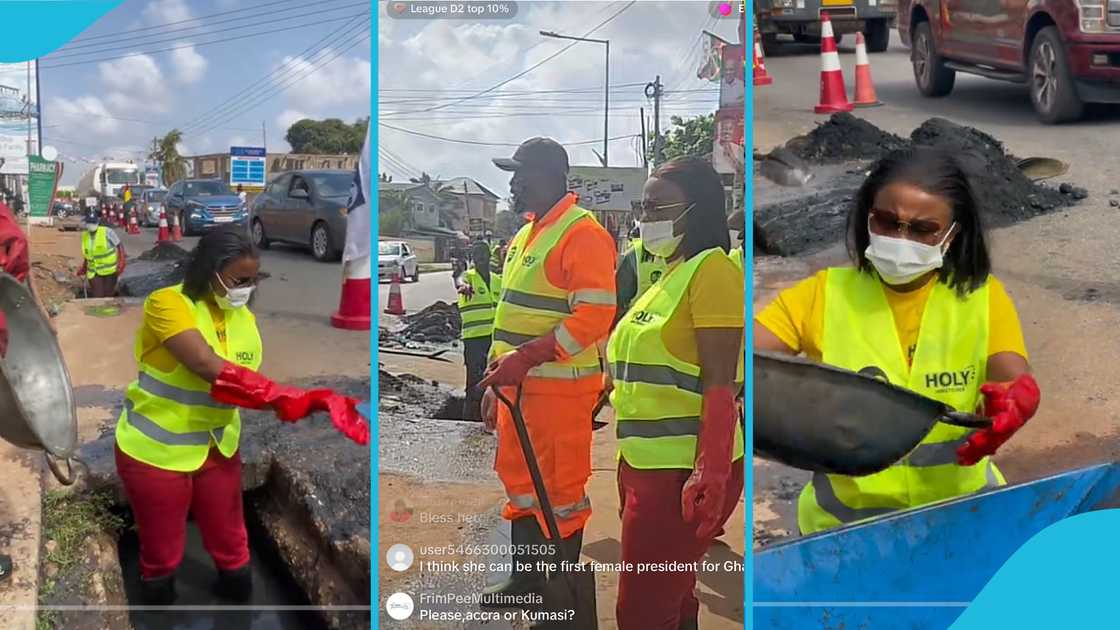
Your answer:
[742,3,755,627]
[370,1,381,624]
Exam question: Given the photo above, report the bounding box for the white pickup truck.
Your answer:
[378,240,420,283]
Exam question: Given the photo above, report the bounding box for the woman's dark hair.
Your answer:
[651,156,730,259]
[182,225,258,300]
[848,147,990,296]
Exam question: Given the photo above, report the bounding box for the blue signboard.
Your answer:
[229,146,266,188]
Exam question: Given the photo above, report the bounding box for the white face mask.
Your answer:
[214,274,255,310]
[865,221,956,286]
[639,204,694,258]
[85,223,99,233]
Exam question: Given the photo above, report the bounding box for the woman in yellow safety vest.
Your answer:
[113,226,369,605]
[606,156,745,629]
[755,147,1040,535]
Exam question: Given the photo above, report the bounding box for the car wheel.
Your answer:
[833,32,843,46]
[1029,26,1084,124]
[252,218,271,249]
[178,212,190,237]
[912,21,955,97]
[761,32,779,56]
[311,222,338,262]
[865,19,890,53]
[411,264,421,283]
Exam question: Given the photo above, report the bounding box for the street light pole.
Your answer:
[540,30,610,166]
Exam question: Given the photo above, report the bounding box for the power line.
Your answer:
[379,122,637,148]
[46,109,258,132]
[180,15,366,133]
[39,12,367,70]
[70,0,318,42]
[54,0,362,53]
[383,0,637,117]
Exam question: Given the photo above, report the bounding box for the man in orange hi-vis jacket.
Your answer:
[478,138,617,607]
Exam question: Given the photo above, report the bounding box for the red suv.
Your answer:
[898,0,1120,123]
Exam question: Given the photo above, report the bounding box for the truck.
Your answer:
[756,0,899,54]
[900,0,1120,123]
[75,162,143,207]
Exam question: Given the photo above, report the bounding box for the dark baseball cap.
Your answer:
[493,137,569,173]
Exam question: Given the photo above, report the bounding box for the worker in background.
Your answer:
[607,157,744,629]
[613,222,670,323]
[114,226,369,606]
[755,148,1039,535]
[77,207,126,298]
[478,138,617,606]
[122,184,133,221]
[456,240,500,421]
[237,185,247,205]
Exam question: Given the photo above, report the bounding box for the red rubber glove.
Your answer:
[481,388,497,432]
[457,284,474,299]
[314,391,370,445]
[682,385,737,540]
[0,311,7,358]
[76,261,87,278]
[116,249,126,275]
[957,373,1040,466]
[478,332,558,388]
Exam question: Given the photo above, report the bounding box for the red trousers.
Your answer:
[115,445,249,579]
[615,459,745,630]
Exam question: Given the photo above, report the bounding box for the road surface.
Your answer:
[377,268,457,318]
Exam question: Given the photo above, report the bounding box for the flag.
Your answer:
[343,126,370,264]
[696,31,731,82]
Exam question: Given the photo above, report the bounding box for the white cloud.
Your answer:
[47,96,120,136]
[97,54,168,111]
[142,0,192,26]
[215,0,240,8]
[401,22,529,86]
[277,51,370,111]
[276,109,310,134]
[170,44,207,84]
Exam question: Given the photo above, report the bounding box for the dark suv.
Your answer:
[901,0,1120,123]
[165,179,247,236]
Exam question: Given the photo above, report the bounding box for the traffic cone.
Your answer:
[814,15,854,114]
[383,270,405,316]
[331,255,372,330]
[170,211,182,241]
[157,210,170,242]
[128,210,139,235]
[753,25,773,86]
[852,32,882,107]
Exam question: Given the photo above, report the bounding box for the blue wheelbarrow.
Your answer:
[753,462,1120,629]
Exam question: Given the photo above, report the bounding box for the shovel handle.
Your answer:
[938,411,993,429]
[491,386,567,555]
[44,453,78,486]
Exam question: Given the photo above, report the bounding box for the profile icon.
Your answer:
[386,544,414,572]
[389,499,413,523]
[385,592,414,620]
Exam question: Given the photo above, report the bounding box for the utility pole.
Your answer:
[639,107,648,169]
[540,30,610,166]
[645,75,664,166]
[261,120,267,149]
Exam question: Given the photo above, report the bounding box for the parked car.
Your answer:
[165,179,248,236]
[52,200,74,219]
[378,240,420,283]
[757,0,898,54]
[249,169,350,262]
[139,188,168,227]
[900,0,1120,123]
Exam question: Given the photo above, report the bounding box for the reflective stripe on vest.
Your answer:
[82,227,118,278]
[606,248,745,469]
[508,492,591,520]
[798,267,1002,534]
[631,239,670,306]
[490,202,604,381]
[458,268,498,340]
[728,247,743,271]
[115,284,263,472]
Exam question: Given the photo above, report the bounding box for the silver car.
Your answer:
[250,169,350,262]
[140,188,167,227]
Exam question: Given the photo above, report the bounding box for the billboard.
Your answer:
[0,61,38,175]
[567,166,647,214]
[229,146,266,190]
[713,106,745,176]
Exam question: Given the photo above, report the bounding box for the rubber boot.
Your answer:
[140,574,177,605]
[480,517,545,608]
[213,565,253,603]
[558,528,584,564]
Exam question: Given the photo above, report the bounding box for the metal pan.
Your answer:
[0,273,79,475]
[754,352,990,476]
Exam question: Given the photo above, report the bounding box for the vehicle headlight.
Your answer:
[1080,0,1107,31]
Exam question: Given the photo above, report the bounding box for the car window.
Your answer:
[267,175,289,196]
[379,242,401,256]
[308,172,352,198]
[183,180,233,196]
[402,244,411,256]
[289,176,310,197]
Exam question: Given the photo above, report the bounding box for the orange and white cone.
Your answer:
[170,211,182,241]
[157,210,170,242]
[383,269,405,317]
[852,32,882,107]
[331,255,372,330]
[814,15,854,114]
[128,211,139,235]
[753,25,773,86]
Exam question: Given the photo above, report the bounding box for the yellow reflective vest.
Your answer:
[630,238,669,306]
[798,267,1004,534]
[729,246,743,271]
[490,203,608,383]
[81,227,119,279]
[115,284,263,472]
[607,248,745,469]
[458,267,498,340]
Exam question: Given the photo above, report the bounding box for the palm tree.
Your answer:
[149,130,187,186]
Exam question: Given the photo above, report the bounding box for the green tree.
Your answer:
[148,130,187,186]
[649,114,715,165]
[494,209,520,240]
[285,117,368,154]
[378,190,411,236]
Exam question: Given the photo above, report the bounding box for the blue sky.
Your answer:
[378,0,743,198]
[38,0,372,184]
